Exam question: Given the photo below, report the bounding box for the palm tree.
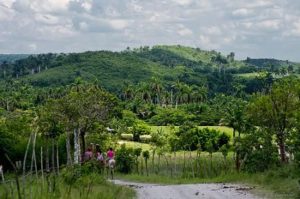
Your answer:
[149,77,163,105]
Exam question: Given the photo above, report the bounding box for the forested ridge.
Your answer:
[1,45,300,198]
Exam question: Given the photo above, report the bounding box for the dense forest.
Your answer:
[1,45,300,198]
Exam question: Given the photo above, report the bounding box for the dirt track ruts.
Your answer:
[112,179,261,199]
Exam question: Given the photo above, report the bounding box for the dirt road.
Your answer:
[112,179,261,199]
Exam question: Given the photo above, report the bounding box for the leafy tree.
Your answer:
[248,76,300,163]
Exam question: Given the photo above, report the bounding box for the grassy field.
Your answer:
[118,140,152,150]
[236,73,260,78]
[150,125,233,137]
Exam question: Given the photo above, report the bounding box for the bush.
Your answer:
[149,107,191,125]
[122,110,138,126]
[217,132,230,148]
[239,129,279,173]
[115,144,134,173]
[131,123,151,142]
[61,161,101,185]
[173,124,228,151]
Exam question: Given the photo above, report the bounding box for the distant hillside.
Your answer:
[0,54,30,63]
[1,45,299,95]
[244,58,300,70]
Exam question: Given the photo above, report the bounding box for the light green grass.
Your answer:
[118,140,152,150]
[236,73,260,78]
[150,126,233,136]
[198,126,233,138]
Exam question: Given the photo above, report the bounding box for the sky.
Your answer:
[0,0,300,61]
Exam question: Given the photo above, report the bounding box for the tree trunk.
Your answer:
[80,130,86,161]
[31,133,38,179]
[151,149,155,173]
[22,133,32,197]
[235,151,240,172]
[73,128,81,164]
[278,134,287,163]
[41,147,44,185]
[51,138,55,173]
[66,131,72,166]
[6,99,9,111]
[23,134,32,175]
[232,128,236,162]
[56,143,60,175]
[189,148,195,178]
[46,140,50,172]
[173,151,176,175]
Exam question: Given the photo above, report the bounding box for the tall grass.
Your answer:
[0,172,135,199]
[127,149,235,179]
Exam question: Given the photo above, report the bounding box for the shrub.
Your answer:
[131,123,151,142]
[174,124,228,151]
[149,107,191,125]
[217,132,230,148]
[122,110,138,126]
[61,161,101,185]
[115,144,134,173]
[239,129,279,173]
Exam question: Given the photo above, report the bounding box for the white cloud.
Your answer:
[0,0,300,61]
[256,19,281,30]
[81,1,92,12]
[177,24,193,36]
[284,19,300,37]
[172,0,194,6]
[30,0,70,12]
[232,8,253,17]
[177,27,193,36]
[109,19,129,30]
[198,34,219,49]
[0,1,15,21]
[29,43,37,51]
[206,26,222,35]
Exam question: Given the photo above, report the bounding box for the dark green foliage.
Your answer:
[1,45,289,98]
[173,123,230,151]
[149,107,191,125]
[121,110,138,126]
[0,111,34,170]
[61,165,83,185]
[138,47,201,68]
[239,129,279,173]
[142,150,150,159]
[217,133,230,148]
[133,148,142,157]
[131,123,151,141]
[115,145,135,173]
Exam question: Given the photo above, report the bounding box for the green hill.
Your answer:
[1,45,299,95]
[244,58,300,72]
